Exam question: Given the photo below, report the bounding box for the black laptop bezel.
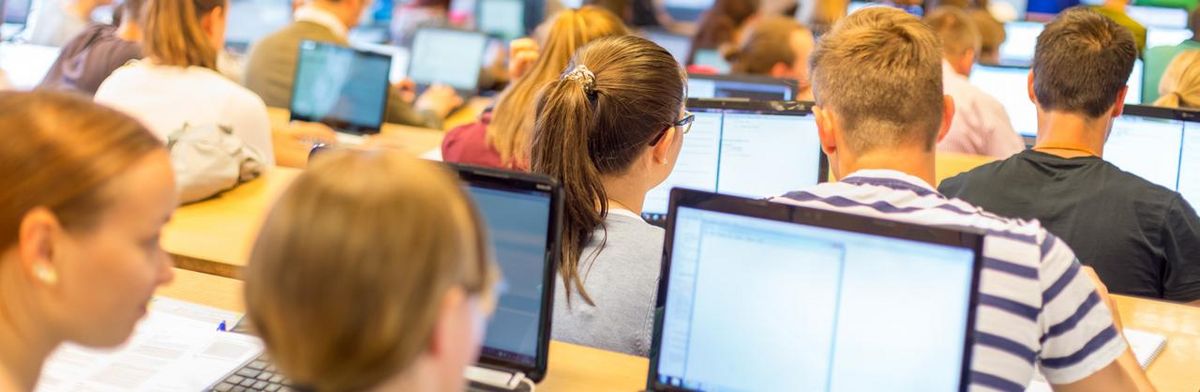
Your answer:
[642,98,829,225]
[687,73,801,101]
[645,188,985,392]
[288,40,391,135]
[407,27,489,96]
[449,163,562,383]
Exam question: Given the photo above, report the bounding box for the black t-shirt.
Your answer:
[939,149,1200,302]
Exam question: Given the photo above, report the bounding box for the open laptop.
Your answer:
[290,40,391,144]
[691,49,731,74]
[643,99,828,224]
[1103,104,1200,209]
[408,27,489,96]
[997,21,1044,66]
[663,0,713,22]
[476,0,542,42]
[212,162,562,392]
[645,188,984,391]
[687,73,798,101]
[1,0,31,40]
[641,28,692,65]
[224,0,292,54]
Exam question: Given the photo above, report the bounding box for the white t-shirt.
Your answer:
[95,61,275,165]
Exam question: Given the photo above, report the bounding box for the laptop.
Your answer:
[477,0,526,42]
[1103,104,1200,209]
[643,99,828,224]
[997,21,1043,66]
[212,162,563,392]
[663,0,713,22]
[1147,27,1193,48]
[646,188,984,391]
[642,28,692,65]
[223,0,292,54]
[2,0,31,40]
[692,49,731,74]
[408,27,489,96]
[687,73,798,101]
[1126,5,1188,29]
[289,40,391,144]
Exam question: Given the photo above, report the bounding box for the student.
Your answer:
[391,0,451,47]
[941,8,1200,304]
[727,16,816,100]
[243,149,497,392]
[530,35,687,357]
[442,6,628,170]
[925,7,1024,157]
[1092,0,1146,53]
[686,0,760,67]
[1143,9,1200,104]
[971,7,1006,64]
[773,7,1154,390]
[95,0,276,165]
[242,0,462,129]
[37,0,145,96]
[0,91,176,391]
[1155,50,1200,108]
[21,0,112,47]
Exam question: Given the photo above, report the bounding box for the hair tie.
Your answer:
[564,64,598,101]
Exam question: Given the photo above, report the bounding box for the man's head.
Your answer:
[729,16,815,84]
[314,0,372,29]
[925,7,980,77]
[809,6,952,177]
[1030,7,1136,121]
[971,9,1005,64]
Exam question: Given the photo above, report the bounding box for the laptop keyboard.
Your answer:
[211,353,292,392]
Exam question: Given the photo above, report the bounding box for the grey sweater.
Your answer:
[551,211,664,357]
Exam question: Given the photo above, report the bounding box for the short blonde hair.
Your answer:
[243,150,498,391]
[810,7,945,153]
[1155,50,1200,109]
[925,6,981,58]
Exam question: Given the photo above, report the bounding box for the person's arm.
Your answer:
[1052,267,1155,392]
[1160,195,1200,303]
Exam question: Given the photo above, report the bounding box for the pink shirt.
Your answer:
[441,110,524,171]
[938,61,1026,158]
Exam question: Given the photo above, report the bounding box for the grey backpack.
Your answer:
[166,124,266,204]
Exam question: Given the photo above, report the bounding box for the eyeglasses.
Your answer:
[649,111,695,146]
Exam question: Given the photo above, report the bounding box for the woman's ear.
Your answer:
[17,208,63,288]
[651,126,678,165]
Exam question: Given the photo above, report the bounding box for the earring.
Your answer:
[34,264,58,285]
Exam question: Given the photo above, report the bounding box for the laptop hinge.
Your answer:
[465,365,524,390]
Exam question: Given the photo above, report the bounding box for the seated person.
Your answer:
[727,16,816,100]
[95,0,276,165]
[442,6,628,170]
[22,0,112,47]
[243,0,460,129]
[686,0,760,68]
[941,8,1200,304]
[0,91,176,390]
[1144,9,1200,103]
[530,36,687,357]
[38,0,146,96]
[243,149,498,391]
[925,6,1024,158]
[1155,50,1200,108]
[773,7,1154,390]
[971,7,1006,64]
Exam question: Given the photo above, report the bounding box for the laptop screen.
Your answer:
[663,0,713,21]
[1147,27,1192,48]
[970,61,1143,137]
[643,101,824,220]
[224,0,292,52]
[1127,5,1188,29]
[478,0,525,41]
[692,49,732,74]
[998,21,1043,65]
[652,195,979,391]
[642,29,692,64]
[290,41,391,134]
[3,0,30,24]
[408,28,488,91]
[1104,106,1200,208]
[687,75,795,101]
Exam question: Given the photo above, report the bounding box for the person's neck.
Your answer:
[1033,110,1109,158]
[115,21,140,42]
[837,145,938,187]
[601,175,649,215]
[66,0,97,21]
[0,299,58,390]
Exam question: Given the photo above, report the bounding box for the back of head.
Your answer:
[810,7,944,153]
[1154,50,1200,108]
[729,16,808,75]
[925,6,981,60]
[143,0,225,69]
[1032,7,1136,118]
[244,149,497,392]
[970,9,1004,61]
[808,0,850,35]
[487,6,628,167]
[689,0,761,61]
[529,35,684,304]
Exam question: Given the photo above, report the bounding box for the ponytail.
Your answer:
[1154,91,1183,108]
[530,36,686,306]
[143,0,224,69]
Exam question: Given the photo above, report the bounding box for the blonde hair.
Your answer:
[487,6,628,168]
[143,0,225,69]
[1155,50,1200,108]
[925,6,981,59]
[810,7,944,153]
[970,9,1004,60]
[243,150,498,392]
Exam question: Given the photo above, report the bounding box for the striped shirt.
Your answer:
[771,169,1126,391]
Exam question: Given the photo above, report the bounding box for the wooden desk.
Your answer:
[156,269,648,391]
[935,152,996,185]
[1115,295,1200,391]
[266,107,447,167]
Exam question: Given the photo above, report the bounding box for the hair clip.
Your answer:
[564,64,598,100]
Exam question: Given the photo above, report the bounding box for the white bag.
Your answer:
[167,124,266,204]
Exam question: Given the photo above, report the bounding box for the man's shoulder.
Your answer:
[250,22,343,56]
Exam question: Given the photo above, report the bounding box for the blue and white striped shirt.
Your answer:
[772,169,1127,391]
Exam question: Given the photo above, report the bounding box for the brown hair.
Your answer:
[687,0,761,64]
[1155,50,1200,108]
[487,6,628,168]
[530,35,684,305]
[810,6,944,153]
[1033,7,1136,118]
[244,149,497,392]
[925,6,981,59]
[808,0,850,36]
[729,16,809,75]
[0,91,162,252]
[143,0,225,69]
[971,9,1005,60]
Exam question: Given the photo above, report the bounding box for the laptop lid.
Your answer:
[642,28,692,65]
[647,189,984,391]
[643,99,828,223]
[1104,105,1200,208]
[687,73,798,101]
[997,21,1043,66]
[224,0,292,53]
[452,164,562,382]
[1126,5,1188,29]
[1147,26,1192,48]
[476,0,542,42]
[692,49,732,74]
[408,27,489,95]
[289,40,391,135]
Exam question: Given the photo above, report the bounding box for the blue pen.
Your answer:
[217,321,227,332]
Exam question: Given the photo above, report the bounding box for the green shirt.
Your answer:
[1144,40,1200,104]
